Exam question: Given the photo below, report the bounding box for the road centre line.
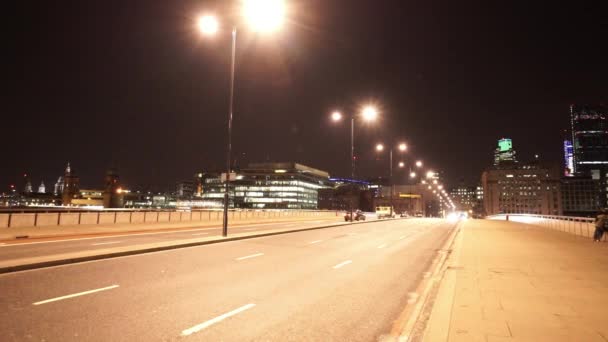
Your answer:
[33,285,119,305]
[192,232,210,236]
[309,240,323,244]
[236,253,264,261]
[181,303,256,336]
[91,241,122,246]
[333,260,352,269]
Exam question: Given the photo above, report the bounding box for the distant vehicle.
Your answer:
[375,206,395,219]
[400,212,409,218]
[414,212,424,217]
[344,210,366,221]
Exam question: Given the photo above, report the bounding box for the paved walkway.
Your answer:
[423,219,608,342]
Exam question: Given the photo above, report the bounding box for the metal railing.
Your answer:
[487,213,606,241]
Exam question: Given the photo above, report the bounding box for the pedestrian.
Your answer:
[593,209,608,242]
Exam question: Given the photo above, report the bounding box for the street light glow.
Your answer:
[242,0,286,32]
[331,111,342,122]
[376,143,384,152]
[398,143,407,151]
[398,161,405,168]
[416,161,423,167]
[426,170,434,179]
[361,105,378,122]
[198,15,219,35]
[410,172,416,178]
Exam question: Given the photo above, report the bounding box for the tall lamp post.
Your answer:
[197,0,286,237]
[375,142,407,216]
[330,105,378,221]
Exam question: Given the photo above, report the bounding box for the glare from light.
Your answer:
[198,15,219,35]
[416,161,423,168]
[421,180,426,184]
[242,0,285,32]
[426,171,435,179]
[376,143,384,152]
[398,143,407,151]
[433,180,438,184]
[331,111,342,122]
[438,185,443,190]
[410,172,416,178]
[361,105,378,122]
[398,161,405,168]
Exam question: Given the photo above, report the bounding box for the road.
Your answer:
[0,218,454,341]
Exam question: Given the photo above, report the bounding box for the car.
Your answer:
[414,212,424,217]
[344,210,366,221]
[400,212,409,218]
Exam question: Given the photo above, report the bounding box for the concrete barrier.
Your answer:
[59,213,80,226]
[144,212,158,223]
[0,214,9,228]
[36,213,60,227]
[131,212,145,223]
[115,212,131,224]
[9,214,37,228]
[80,213,99,225]
[169,212,181,222]
[98,212,116,224]
[158,212,170,222]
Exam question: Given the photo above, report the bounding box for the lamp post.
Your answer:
[331,105,378,221]
[197,0,286,237]
[376,142,407,216]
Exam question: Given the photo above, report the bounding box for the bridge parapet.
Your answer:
[486,214,606,241]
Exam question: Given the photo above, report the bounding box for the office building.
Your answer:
[494,138,517,166]
[561,175,600,217]
[197,162,332,210]
[482,139,561,216]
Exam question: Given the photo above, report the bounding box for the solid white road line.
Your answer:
[377,244,387,249]
[235,253,264,261]
[33,285,119,306]
[309,240,323,244]
[333,260,352,269]
[181,303,256,336]
[192,232,210,236]
[91,241,122,246]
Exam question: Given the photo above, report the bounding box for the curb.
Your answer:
[0,217,398,274]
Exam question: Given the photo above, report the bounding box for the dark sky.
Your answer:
[5,0,607,191]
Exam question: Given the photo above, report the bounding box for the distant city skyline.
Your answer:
[4,1,607,189]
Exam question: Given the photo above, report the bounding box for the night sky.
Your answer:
[5,0,607,191]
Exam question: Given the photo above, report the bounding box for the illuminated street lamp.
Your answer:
[330,104,379,221]
[410,172,416,178]
[197,0,286,237]
[376,142,408,215]
[376,143,384,152]
[416,160,423,168]
[398,162,405,168]
[426,170,435,179]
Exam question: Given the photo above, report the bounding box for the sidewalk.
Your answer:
[423,219,608,342]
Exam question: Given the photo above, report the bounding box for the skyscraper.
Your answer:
[570,104,608,206]
[494,138,517,166]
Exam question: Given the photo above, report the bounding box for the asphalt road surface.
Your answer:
[0,218,454,342]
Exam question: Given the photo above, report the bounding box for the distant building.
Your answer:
[54,176,64,195]
[561,176,600,217]
[563,140,574,176]
[494,138,517,166]
[197,162,332,209]
[482,162,562,216]
[24,179,33,194]
[569,104,608,207]
[103,169,124,208]
[176,181,196,199]
[449,184,482,214]
[62,163,80,205]
[38,181,46,194]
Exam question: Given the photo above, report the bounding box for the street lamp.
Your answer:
[416,160,423,168]
[375,141,407,216]
[197,0,286,237]
[330,104,379,221]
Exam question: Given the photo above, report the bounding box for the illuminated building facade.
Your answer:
[482,163,562,216]
[197,162,332,209]
[561,176,600,217]
[570,104,608,207]
[494,138,517,166]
